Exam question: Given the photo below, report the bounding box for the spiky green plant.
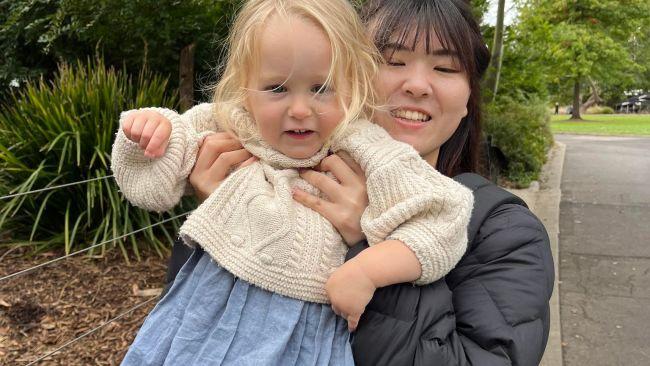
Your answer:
[0,59,193,260]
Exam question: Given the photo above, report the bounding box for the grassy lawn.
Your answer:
[551,114,650,136]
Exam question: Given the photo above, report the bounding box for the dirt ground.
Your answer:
[0,246,168,365]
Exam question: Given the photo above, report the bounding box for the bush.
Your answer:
[484,97,554,187]
[586,105,615,114]
[0,59,190,259]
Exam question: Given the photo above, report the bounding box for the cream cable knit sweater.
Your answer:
[111,103,473,303]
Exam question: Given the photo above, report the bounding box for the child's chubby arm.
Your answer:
[332,120,474,286]
[326,240,420,332]
[110,103,218,212]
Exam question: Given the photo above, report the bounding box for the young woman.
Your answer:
[168,0,554,364]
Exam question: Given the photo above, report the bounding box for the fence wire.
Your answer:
[25,296,158,366]
[0,175,114,201]
[0,211,191,283]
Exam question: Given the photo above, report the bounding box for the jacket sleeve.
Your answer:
[350,204,554,366]
[334,121,473,285]
[110,103,218,212]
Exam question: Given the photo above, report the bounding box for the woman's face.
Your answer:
[373,33,471,166]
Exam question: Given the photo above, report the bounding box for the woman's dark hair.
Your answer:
[360,0,491,177]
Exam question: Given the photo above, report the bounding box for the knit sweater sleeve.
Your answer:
[110,103,219,212]
[333,121,473,285]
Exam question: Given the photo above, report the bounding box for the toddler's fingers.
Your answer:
[121,115,135,139]
[145,121,172,158]
[331,304,341,317]
[129,117,147,143]
[347,315,359,332]
[139,119,160,150]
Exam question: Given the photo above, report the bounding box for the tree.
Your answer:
[472,0,491,24]
[484,0,506,101]
[0,0,242,103]
[517,0,650,119]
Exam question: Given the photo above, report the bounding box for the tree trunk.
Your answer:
[484,0,506,101]
[179,43,196,112]
[571,77,582,120]
[580,77,603,111]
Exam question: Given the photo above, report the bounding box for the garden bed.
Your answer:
[0,247,168,365]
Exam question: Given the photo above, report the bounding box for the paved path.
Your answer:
[555,134,650,366]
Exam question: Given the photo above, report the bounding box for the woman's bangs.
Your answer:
[367,0,473,75]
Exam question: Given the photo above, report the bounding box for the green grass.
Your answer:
[551,114,650,136]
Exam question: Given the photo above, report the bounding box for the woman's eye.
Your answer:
[311,84,332,94]
[264,85,287,93]
[435,66,460,73]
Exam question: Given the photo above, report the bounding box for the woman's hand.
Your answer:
[292,152,368,245]
[326,258,376,332]
[189,132,257,202]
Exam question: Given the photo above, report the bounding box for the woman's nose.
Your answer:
[288,95,313,120]
[402,69,433,98]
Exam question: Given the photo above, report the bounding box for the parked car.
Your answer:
[616,94,649,113]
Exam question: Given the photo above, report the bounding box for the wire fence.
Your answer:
[0,175,114,201]
[0,175,185,364]
[0,211,191,283]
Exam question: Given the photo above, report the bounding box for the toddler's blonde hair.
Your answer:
[212,0,381,144]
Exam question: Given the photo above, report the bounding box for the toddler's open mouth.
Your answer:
[285,129,315,138]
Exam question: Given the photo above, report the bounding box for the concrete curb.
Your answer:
[507,141,565,366]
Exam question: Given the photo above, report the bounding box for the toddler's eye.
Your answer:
[311,84,332,94]
[264,84,287,93]
[386,60,405,67]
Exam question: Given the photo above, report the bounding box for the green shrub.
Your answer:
[0,59,190,259]
[586,105,615,114]
[484,96,554,187]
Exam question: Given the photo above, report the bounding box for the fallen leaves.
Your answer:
[0,247,167,365]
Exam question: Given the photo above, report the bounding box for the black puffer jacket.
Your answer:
[347,173,554,366]
[163,173,553,366]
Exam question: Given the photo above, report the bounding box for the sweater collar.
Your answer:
[242,137,329,169]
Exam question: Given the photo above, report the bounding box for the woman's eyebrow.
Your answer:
[383,42,458,57]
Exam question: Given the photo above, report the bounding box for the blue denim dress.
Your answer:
[121,249,354,366]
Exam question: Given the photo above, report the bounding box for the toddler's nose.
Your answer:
[288,96,313,120]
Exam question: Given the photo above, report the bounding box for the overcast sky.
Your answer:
[484,0,518,26]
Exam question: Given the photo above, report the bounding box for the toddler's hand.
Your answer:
[121,110,172,158]
[326,258,376,332]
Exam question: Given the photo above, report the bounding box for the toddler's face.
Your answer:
[245,15,344,159]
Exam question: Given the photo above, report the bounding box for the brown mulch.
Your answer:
[0,246,169,365]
